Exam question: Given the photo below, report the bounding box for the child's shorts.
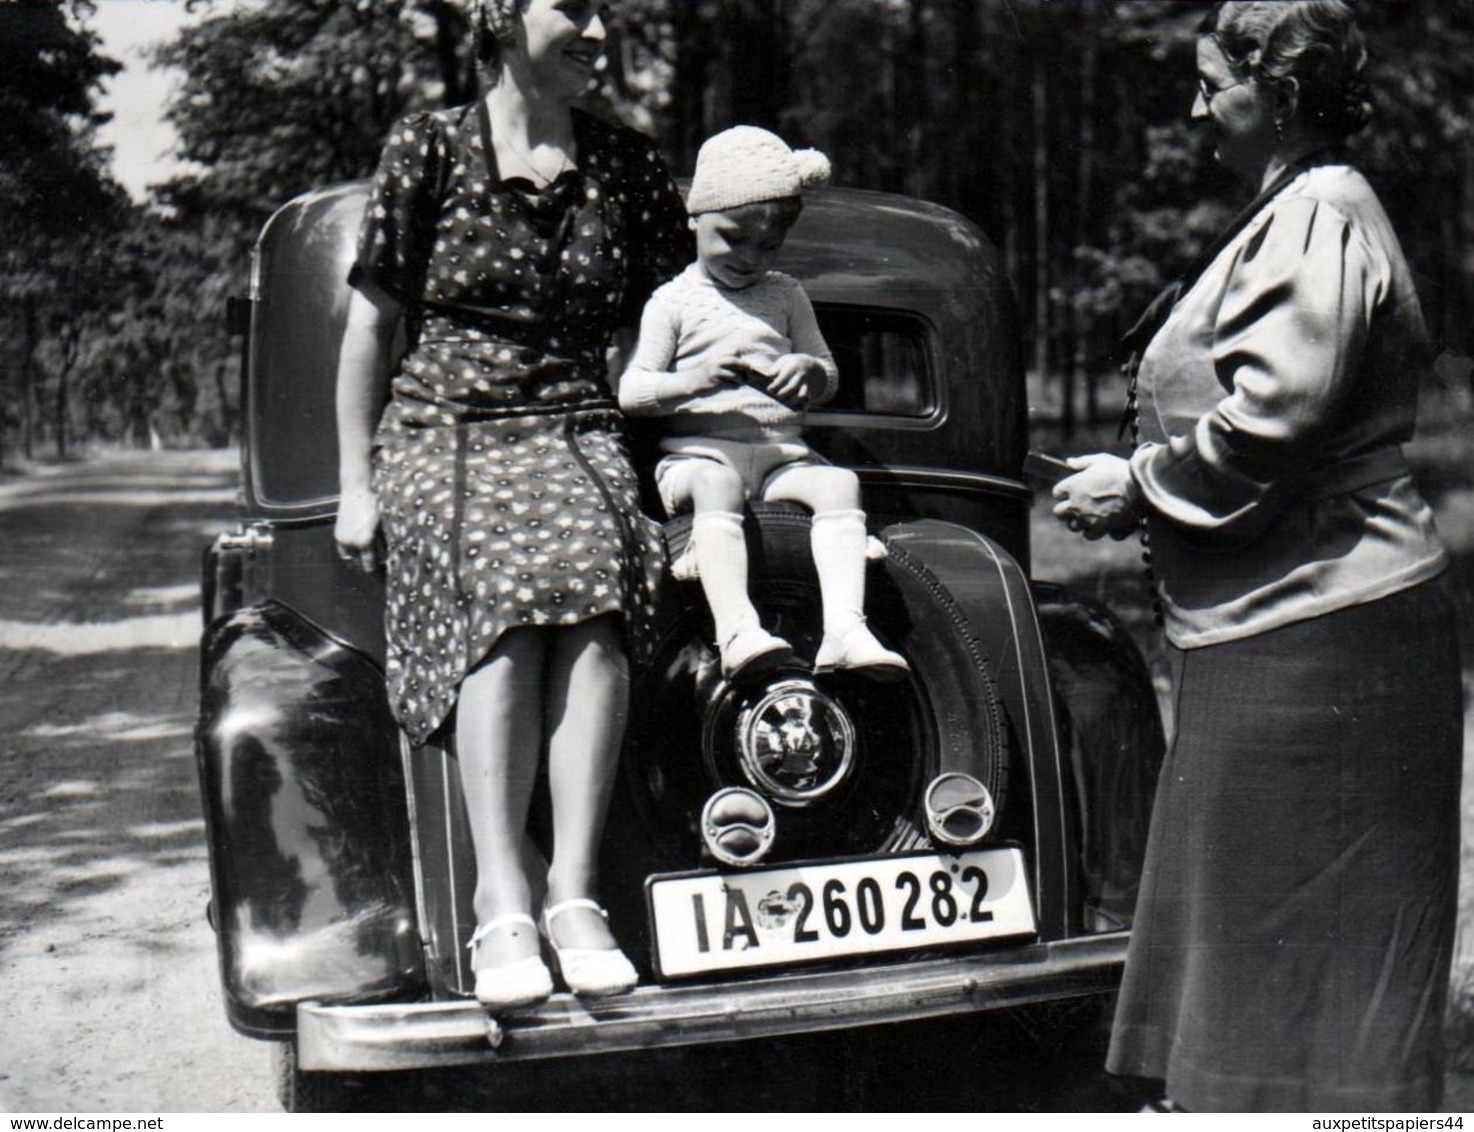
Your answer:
[654,436,829,516]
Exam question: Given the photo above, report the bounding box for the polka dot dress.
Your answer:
[351,103,692,746]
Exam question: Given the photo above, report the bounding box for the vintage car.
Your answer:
[197,175,1166,1111]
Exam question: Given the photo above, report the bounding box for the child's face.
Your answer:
[690,205,794,290]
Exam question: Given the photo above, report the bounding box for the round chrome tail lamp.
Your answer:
[700,786,777,868]
[732,678,856,807]
[924,771,996,848]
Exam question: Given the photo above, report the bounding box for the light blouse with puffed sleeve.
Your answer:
[1129,164,1446,649]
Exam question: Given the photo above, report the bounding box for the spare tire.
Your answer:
[614,504,1009,879]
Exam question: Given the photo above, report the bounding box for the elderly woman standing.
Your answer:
[334,0,689,1010]
[1053,1,1462,1112]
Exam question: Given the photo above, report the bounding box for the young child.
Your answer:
[618,126,909,684]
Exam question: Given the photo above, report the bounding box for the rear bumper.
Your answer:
[297,933,1126,1072]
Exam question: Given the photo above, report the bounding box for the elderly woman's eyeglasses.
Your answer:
[1197,75,1248,106]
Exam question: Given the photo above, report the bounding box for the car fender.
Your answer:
[1032,583,1166,930]
[196,600,424,1038]
[878,518,1074,938]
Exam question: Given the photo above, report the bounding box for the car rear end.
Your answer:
[197,181,1162,1099]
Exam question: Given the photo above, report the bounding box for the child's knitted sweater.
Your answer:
[618,264,839,442]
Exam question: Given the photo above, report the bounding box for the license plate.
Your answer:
[647,847,1035,978]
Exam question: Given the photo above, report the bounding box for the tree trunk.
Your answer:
[424,0,472,106]
[53,333,78,461]
[669,0,712,165]
[1464,146,1474,363]
[882,10,899,194]
[214,362,234,442]
[54,368,68,460]
[21,294,38,462]
[995,19,1019,291]
[904,0,927,201]
[1032,53,1056,433]
[1074,4,1099,426]
[721,0,784,132]
[945,0,979,209]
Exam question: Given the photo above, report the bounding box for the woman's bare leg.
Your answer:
[542,614,629,949]
[455,627,546,965]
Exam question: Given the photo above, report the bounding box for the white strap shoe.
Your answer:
[814,620,910,681]
[542,898,638,997]
[467,912,553,1011]
[719,626,795,684]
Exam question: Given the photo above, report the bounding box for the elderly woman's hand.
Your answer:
[1052,453,1142,541]
[334,485,383,572]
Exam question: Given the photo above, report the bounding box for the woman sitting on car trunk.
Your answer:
[333,0,689,1010]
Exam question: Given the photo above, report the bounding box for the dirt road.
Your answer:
[0,449,272,1112]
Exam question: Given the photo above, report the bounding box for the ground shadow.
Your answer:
[0,454,238,956]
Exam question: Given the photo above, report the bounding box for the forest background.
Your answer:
[4,0,1474,463]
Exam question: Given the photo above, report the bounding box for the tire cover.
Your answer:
[617,504,1009,871]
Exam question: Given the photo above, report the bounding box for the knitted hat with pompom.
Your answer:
[685,126,832,216]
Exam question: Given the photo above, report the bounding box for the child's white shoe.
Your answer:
[814,621,909,681]
[720,626,795,684]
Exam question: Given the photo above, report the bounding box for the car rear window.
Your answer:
[810,307,935,419]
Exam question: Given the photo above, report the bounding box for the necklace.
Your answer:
[497,125,574,187]
[474,99,581,279]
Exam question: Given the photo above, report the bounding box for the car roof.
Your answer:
[256,180,1005,300]
[777,186,1004,298]
[245,179,1024,514]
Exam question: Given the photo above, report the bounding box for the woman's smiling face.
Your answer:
[510,0,609,98]
[1192,34,1278,183]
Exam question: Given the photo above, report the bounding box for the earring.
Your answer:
[1274,117,1285,141]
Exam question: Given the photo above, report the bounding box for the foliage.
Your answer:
[89,212,246,448]
[0,0,128,463]
[0,0,121,233]
[142,0,488,453]
[156,0,476,216]
[0,1,251,460]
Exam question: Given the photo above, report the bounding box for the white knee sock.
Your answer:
[691,511,760,645]
[810,509,870,636]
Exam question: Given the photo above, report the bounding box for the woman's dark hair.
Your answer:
[1205,1,1372,136]
[473,0,529,72]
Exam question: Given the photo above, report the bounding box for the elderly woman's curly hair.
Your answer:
[1206,1,1373,137]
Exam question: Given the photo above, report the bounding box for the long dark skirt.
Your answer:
[1106,577,1463,1112]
